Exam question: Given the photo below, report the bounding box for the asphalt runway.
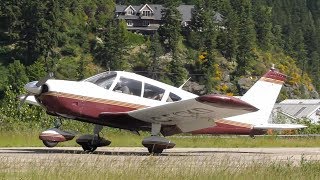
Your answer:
[1,147,320,171]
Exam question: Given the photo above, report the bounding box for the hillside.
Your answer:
[0,0,319,101]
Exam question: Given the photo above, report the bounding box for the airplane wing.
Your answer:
[253,124,307,130]
[100,94,258,136]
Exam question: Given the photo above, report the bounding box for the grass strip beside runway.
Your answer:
[1,131,320,147]
[0,155,319,180]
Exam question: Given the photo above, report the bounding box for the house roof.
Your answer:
[115,4,194,22]
[177,5,194,22]
[115,5,127,12]
[115,4,223,23]
[148,4,164,20]
[280,99,320,104]
[274,103,320,118]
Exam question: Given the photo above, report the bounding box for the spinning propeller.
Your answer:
[19,72,54,108]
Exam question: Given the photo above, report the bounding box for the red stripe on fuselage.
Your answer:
[38,92,146,120]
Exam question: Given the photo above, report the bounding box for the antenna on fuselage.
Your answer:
[271,63,275,71]
[179,77,191,89]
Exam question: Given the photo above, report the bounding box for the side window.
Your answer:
[113,77,142,97]
[143,83,165,101]
[167,92,181,102]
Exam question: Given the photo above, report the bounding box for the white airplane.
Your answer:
[20,67,305,154]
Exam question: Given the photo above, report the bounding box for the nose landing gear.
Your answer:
[39,128,76,147]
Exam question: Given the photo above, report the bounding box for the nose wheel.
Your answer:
[42,140,58,148]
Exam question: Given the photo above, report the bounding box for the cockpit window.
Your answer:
[143,83,165,101]
[167,92,181,102]
[84,72,117,90]
[113,77,142,96]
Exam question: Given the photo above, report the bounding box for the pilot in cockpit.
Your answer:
[114,80,131,94]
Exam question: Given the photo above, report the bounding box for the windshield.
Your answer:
[83,72,117,90]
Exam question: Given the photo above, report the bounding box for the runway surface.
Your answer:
[1,147,320,171]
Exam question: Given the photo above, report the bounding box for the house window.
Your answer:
[127,9,134,15]
[142,21,150,26]
[127,20,133,26]
[142,10,151,16]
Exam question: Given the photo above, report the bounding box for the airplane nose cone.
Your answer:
[24,81,42,94]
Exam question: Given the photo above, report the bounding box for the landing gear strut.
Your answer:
[142,123,175,154]
[39,118,75,148]
[76,125,111,152]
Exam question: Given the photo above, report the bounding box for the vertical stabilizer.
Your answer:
[226,68,286,125]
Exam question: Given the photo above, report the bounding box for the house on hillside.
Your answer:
[115,4,223,34]
[270,99,320,124]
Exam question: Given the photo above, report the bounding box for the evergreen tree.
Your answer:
[158,0,187,86]
[158,0,182,53]
[95,20,129,70]
[148,33,164,80]
[232,0,256,75]
[7,60,29,93]
[188,0,219,92]
[19,0,60,66]
[253,5,272,50]
[216,0,238,61]
[292,30,307,75]
[271,25,284,51]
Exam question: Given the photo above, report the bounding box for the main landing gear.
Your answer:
[76,125,111,152]
[142,123,175,154]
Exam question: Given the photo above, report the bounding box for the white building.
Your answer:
[271,99,320,124]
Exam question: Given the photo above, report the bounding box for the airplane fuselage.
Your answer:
[34,71,260,135]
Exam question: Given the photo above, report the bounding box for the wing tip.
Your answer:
[196,95,259,112]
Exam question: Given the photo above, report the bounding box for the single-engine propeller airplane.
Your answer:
[20,66,305,154]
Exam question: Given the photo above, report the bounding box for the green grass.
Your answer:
[1,130,320,148]
[0,157,320,180]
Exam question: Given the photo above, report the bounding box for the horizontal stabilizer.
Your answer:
[253,124,307,130]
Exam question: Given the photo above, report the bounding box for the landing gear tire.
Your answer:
[81,143,97,153]
[42,140,58,148]
[148,147,163,154]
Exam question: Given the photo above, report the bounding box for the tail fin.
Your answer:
[226,67,286,125]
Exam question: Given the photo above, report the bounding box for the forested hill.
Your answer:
[0,0,319,102]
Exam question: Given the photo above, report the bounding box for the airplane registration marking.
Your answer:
[150,108,215,122]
